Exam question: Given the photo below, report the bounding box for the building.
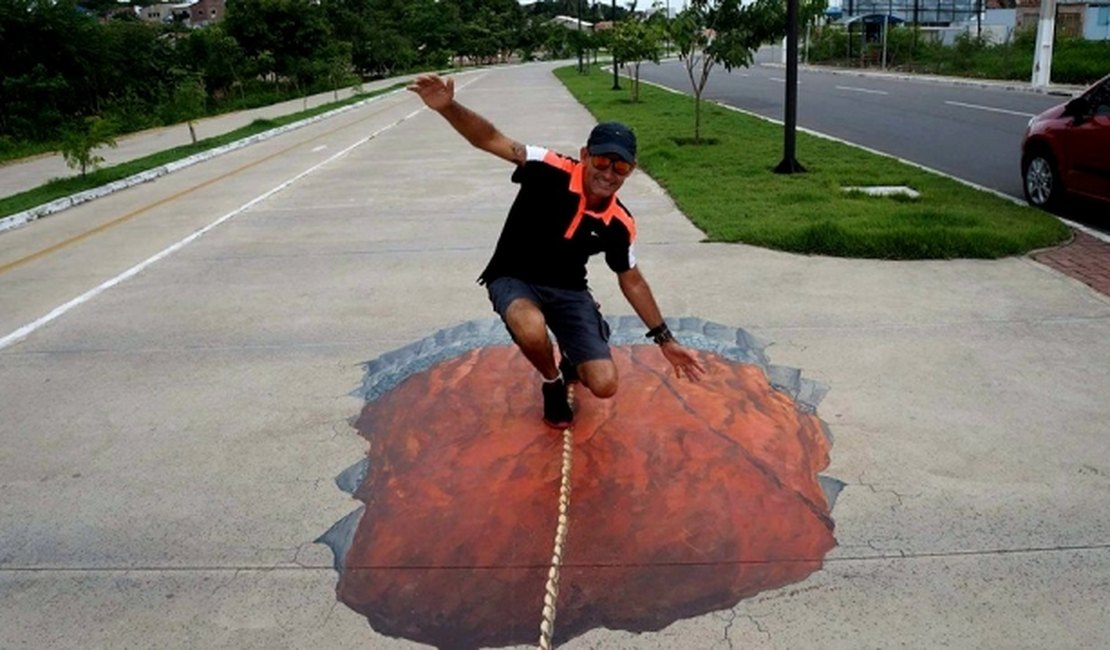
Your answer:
[138,0,225,27]
[139,2,191,24]
[188,0,225,27]
[834,0,1109,40]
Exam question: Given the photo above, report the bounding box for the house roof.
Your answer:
[550,15,593,30]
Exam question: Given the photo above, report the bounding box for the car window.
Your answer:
[1089,79,1110,116]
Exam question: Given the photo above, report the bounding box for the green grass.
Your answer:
[0,82,407,220]
[555,66,1070,259]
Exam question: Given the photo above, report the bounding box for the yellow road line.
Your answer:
[0,97,408,277]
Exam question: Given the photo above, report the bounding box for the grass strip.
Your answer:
[0,82,408,220]
[555,66,1069,259]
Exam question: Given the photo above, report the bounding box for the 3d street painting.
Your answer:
[318,317,843,649]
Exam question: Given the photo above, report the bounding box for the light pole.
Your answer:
[774,0,805,174]
[577,0,584,73]
[611,0,621,90]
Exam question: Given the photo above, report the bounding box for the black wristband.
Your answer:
[646,322,675,345]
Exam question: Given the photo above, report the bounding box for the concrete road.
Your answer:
[0,77,411,199]
[2,63,1109,648]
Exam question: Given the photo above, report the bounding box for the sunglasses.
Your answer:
[589,155,635,176]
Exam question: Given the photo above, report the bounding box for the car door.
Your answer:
[1063,78,1110,202]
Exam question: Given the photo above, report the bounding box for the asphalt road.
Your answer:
[636,59,1070,202]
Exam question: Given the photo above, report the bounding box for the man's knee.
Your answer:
[580,360,618,399]
[503,300,548,348]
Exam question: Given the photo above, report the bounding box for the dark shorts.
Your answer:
[486,276,612,364]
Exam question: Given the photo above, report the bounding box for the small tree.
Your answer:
[610,18,664,102]
[672,0,785,143]
[60,116,117,176]
[170,72,207,144]
[326,41,355,101]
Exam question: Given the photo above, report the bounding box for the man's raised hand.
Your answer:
[407,74,454,112]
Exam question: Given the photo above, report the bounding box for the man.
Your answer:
[407,73,704,428]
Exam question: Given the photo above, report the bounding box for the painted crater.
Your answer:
[319,317,841,649]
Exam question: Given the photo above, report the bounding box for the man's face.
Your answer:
[580,147,634,202]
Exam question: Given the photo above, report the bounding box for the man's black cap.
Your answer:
[587,122,637,164]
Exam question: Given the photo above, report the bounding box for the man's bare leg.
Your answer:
[503,299,559,380]
[578,360,618,399]
[503,298,620,399]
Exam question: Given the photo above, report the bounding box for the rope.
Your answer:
[538,387,574,650]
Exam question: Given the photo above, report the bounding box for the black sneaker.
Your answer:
[541,378,573,429]
[559,357,579,384]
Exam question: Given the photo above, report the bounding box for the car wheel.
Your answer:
[1023,151,1062,209]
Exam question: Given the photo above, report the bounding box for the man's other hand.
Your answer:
[661,342,706,382]
[407,74,454,112]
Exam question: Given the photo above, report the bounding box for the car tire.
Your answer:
[1022,150,1062,209]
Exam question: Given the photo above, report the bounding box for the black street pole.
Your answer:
[774,0,806,174]
[612,0,621,89]
[577,0,584,73]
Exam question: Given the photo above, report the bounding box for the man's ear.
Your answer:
[580,146,589,160]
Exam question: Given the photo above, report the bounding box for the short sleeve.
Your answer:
[604,234,636,274]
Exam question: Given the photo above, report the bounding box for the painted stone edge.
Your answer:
[350,316,825,410]
[341,315,834,495]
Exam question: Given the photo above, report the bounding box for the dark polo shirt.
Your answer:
[479,146,637,291]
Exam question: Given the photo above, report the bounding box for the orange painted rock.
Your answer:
[321,319,838,649]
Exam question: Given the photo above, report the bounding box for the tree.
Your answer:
[168,72,207,144]
[609,18,664,102]
[672,0,785,142]
[224,0,335,90]
[181,26,247,104]
[60,116,117,176]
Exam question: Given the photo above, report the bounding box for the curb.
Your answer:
[0,86,408,235]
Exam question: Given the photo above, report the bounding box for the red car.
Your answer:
[1022,73,1110,209]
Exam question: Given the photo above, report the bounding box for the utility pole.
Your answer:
[1032,0,1056,88]
[612,0,620,89]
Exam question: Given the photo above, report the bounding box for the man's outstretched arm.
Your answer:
[407,74,526,165]
[617,267,706,382]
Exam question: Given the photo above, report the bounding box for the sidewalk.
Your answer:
[1,62,1108,648]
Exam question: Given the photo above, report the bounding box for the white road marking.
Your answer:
[1,75,494,351]
[769,77,786,83]
[311,145,328,152]
[945,100,1035,118]
[0,91,458,351]
[836,85,889,95]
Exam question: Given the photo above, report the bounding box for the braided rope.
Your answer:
[538,388,575,650]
